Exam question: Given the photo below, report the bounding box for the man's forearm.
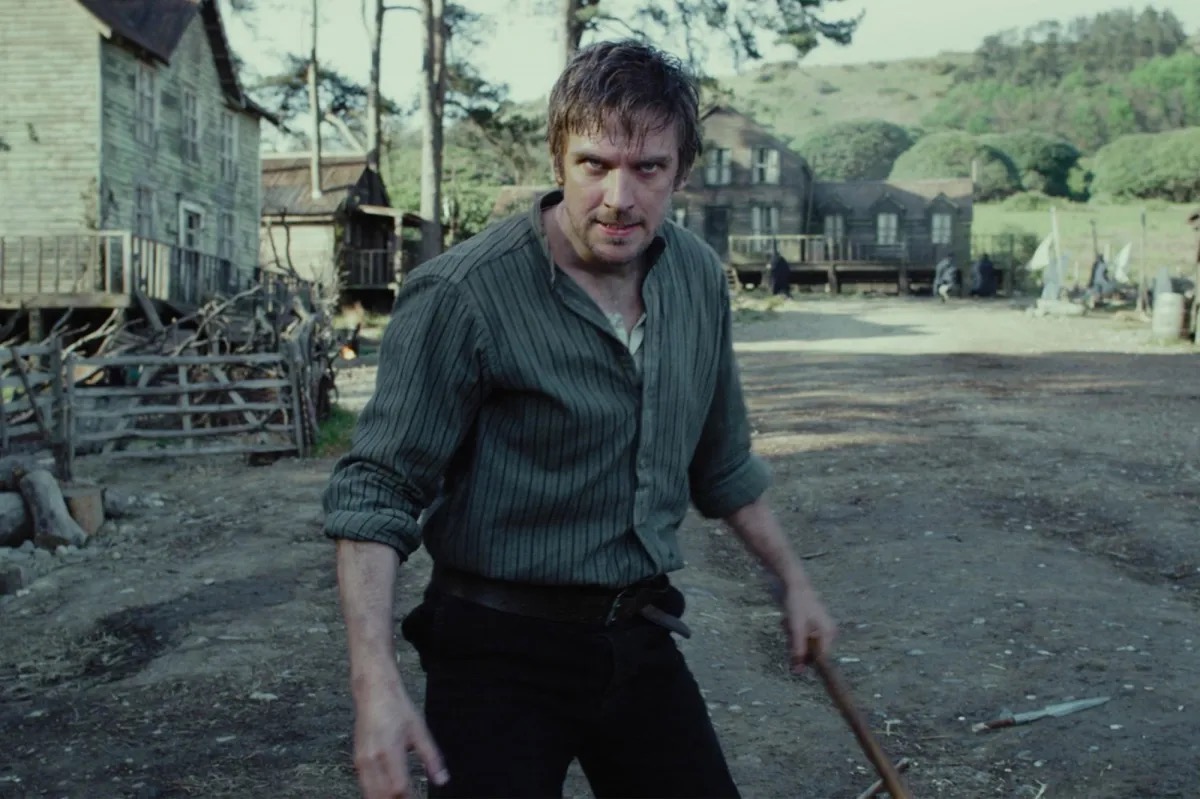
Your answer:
[337,539,404,697]
[723,495,814,592]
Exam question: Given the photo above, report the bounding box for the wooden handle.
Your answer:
[808,639,913,799]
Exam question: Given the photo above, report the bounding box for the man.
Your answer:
[768,243,792,298]
[969,252,996,298]
[323,40,836,799]
[933,255,958,302]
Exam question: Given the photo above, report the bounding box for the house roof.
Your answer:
[813,179,975,220]
[77,0,276,123]
[490,184,555,222]
[261,154,421,226]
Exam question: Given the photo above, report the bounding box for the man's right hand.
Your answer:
[353,677,449,798]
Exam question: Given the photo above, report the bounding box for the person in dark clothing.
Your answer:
[768,246,792,297]
[323,39,836,799]
[970,253,997,298]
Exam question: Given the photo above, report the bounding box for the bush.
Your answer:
[796,120,915,181]
[979,131,1081,196]
[1091,127,1200,202]
[1000,191,1055,211]
[889,131,1021,200]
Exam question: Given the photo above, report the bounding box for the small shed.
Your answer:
[259,153,424,295]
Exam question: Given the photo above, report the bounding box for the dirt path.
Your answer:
[2,297,1198,798]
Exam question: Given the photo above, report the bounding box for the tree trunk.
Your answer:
[17,469,88,550]
[366,0,384,171]
[308,0,323,199]
[419,0,446,262]
[562,0,585,67]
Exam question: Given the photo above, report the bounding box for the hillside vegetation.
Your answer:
[380,5,1200,240]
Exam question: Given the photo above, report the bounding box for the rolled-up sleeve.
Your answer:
[688,280,770,519]
[322,274,487,560]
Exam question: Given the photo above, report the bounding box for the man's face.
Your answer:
[554,115,684,269]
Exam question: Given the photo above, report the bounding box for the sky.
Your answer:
[223,1,1200,122]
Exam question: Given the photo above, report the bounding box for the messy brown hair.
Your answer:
[547,40,702,186]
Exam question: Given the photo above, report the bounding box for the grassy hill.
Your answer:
[710,53,971,145]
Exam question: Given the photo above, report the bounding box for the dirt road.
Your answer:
[2,297,1198,798]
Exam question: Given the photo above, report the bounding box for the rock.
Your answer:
[62,484,105,536]
[0,565,28,595]
[102,489,134,519]
[0,492,32,548]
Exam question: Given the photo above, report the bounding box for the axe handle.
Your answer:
[809,644,912,799]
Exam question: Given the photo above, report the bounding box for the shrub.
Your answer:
[1091,127,1200,202]
[979,131,1081,196]
[796,120,915,181]
[889,131,1021,200]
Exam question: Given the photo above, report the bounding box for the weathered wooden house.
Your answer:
[259,153,424,302]
[673,105,815,262]
[0,0,274,330]
[484,105,974,293]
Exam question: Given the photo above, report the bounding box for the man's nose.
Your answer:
[603,169,635,210]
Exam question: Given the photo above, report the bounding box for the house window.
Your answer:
[751,148,781,185]
[751,205,780,252]
[220,112,238,182]
[218,212,235,261]
[931,212,953,245]
[823,214,845,240]
[876,212,899,245]
[182,88,200,163]
[134,186,155,238]
[704,148,731,186]
[134,63,157,146]
[672,206,687,227]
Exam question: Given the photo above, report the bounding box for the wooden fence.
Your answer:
[1,341,66,460]
[63,352,307,475]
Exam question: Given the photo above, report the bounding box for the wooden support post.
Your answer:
[827,265,840,295]
[28,309,43,342]
[49,338,68,481]
[178,364,194,451]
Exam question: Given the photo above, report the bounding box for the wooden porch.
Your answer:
[0,232,254,310]
[728,234,937,294]
[340,247,410,290]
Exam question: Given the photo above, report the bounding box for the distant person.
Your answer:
[969,253,997,298]
[933,256,958,302]
[1088,255,1114,304]
[768,245,792,298]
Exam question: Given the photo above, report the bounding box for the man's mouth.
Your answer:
[596,221,640,236]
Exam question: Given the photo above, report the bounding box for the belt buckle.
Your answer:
[603,583,643,626]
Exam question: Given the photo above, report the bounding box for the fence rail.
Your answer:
[1,341,65,460]
[65,351,304,471]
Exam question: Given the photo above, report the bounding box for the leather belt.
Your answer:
[430,567,690,637]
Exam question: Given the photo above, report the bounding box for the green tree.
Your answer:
[796,120,914,180]
[557,0,861,71]
[1091,127,1200,202]
[889,131,1020,200]
[979,131,1080,196]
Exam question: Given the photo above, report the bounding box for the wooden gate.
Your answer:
[64,352,305,471]
[1,340,66,461]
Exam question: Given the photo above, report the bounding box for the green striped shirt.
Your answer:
[322,190,769,588]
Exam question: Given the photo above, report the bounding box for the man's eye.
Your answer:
[639,164,662,174]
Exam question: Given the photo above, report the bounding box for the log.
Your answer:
[18,469,88,550]
[0,452,58,491]
[62,484,105,536]
[0,492,32,547]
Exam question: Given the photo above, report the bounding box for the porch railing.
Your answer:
[728,235,915,266]
[0,231,253,306]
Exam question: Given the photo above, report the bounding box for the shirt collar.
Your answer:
[530,188,668,284]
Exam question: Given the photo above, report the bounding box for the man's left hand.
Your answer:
[780,583,837,674]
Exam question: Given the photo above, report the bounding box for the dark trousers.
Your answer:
[401,586,740,799]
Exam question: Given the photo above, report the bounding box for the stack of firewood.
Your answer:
[0,453,106,552]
